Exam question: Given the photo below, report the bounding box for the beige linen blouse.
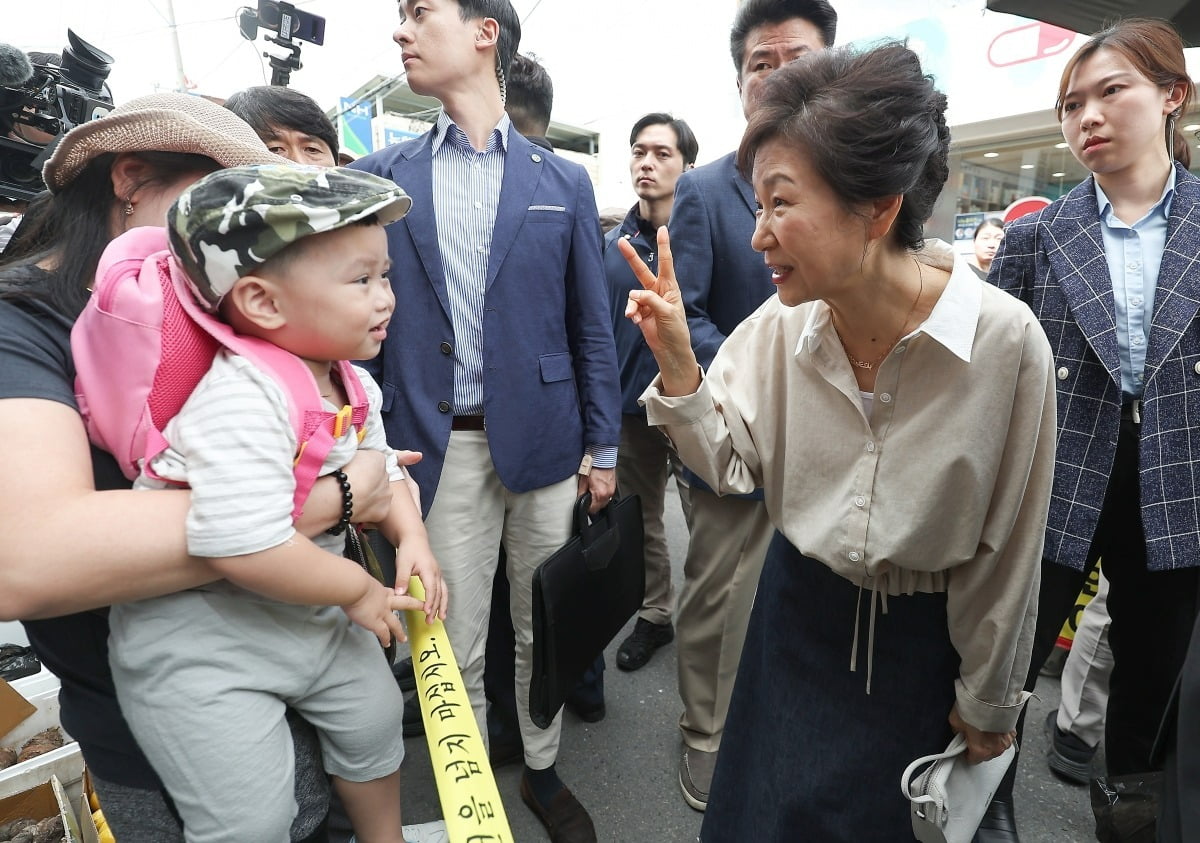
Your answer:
[640,241,1056,732]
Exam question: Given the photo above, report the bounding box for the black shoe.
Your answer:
[519,774,597,843]
[565,697,606,723]
[489,735,524,768]
[616,619,674,672]
[393,656,417,693]
[973,799,1019,843]
[565,658,606,722]
[402,691,424,738]
[1044,711,1096,785]
[486,703,524,768]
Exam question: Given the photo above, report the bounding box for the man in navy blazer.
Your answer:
[663,0,836,813]
[351,2,618,840]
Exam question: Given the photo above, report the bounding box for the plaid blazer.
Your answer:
[990,162,1200,572]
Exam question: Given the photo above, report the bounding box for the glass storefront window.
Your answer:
[930,114,1200,243]
[954,134,1090,214]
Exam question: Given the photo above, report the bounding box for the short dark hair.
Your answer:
[223,86,338,161]
[974,218,1004,239]
[505,53,554,137]
[457,0,521,81]
[730,0,838,74]
[737,42,949,252]
[628,113,700,168]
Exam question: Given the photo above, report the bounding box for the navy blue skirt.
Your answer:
[700,534,960,842]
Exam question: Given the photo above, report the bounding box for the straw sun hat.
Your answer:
[42,92,286,192]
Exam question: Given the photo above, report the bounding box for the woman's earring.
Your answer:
[1167,109,1181,161]
[123,200,134,216]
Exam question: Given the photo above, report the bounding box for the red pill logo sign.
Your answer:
[988,22,1075,67]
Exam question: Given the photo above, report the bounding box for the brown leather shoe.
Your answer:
[519,774,597,843]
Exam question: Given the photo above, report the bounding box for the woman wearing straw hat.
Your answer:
[0,93,398,842]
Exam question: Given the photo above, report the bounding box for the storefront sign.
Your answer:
[1003,196,1052,221]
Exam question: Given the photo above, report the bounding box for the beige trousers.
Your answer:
[422,430,577,770]
[617,414,690,626]
[676,483,774,752]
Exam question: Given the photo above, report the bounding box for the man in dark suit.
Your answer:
[663,0,837,813]
[607,113,698,674]
[504,52,554,151]
[352,3,619,840]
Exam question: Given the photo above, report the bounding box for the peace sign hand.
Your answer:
[617,226,701,397]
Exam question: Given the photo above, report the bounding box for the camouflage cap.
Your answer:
[167,163,412,309]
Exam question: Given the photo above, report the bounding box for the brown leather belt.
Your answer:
[451,415,485,431]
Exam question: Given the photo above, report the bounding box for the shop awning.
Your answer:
[985,0,1200,46]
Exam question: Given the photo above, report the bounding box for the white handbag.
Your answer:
[900,733,1017,843]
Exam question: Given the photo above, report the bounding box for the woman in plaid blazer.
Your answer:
[989,19,1200,839]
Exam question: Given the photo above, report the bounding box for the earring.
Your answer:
[123,200,134,216]
[496,53,507,106]
[1166,111,1180,162]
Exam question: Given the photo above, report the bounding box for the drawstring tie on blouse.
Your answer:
[849,573,889,694]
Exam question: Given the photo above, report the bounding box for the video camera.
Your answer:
[237,1,327,87]
[0,30,114,202]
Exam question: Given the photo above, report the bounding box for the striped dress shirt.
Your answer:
[432,110,507,417]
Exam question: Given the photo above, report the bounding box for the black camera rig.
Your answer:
[0,30,114,202]
[237,1,326,88]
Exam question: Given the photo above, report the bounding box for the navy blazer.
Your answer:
[351,124,621,512]
[991,162,1200,571]
[668,151,775,370]
[666,150,771,500]
[603,206,660,416]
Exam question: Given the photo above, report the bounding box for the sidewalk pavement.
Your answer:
[388,482,1101,842]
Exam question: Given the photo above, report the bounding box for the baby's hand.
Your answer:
[395,536,448,624]
[341,577,419,646]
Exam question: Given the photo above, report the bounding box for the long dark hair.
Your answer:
[0,151,219,319]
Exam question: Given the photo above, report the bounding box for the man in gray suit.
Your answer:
[663,0,837,813]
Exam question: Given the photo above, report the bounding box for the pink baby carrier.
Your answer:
[72,226,369,519]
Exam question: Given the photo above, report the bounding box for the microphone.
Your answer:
[0,43,34,88]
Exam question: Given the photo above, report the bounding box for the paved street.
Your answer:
[394,481,1102,842]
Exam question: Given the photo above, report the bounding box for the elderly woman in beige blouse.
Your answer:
[619,43,1057,842]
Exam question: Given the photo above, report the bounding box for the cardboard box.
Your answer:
[0,679,84,804]
[78,769,102,843]
[0,679,35,740]
[0,774,83,842]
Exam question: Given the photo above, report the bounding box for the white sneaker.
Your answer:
[348,821,448,843]
[403,820,449,843]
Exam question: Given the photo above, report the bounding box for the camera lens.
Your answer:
[0,139,44,197]
[59,30,113,95]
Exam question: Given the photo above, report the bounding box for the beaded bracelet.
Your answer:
[324,468,353,536]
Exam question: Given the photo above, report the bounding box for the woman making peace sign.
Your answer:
[620,42,1056,841]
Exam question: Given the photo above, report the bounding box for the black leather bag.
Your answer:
[343,526,396,665]
[529,492,645,729]
[1091,773,1162,843]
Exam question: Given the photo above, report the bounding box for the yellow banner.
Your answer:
[405,577,513,843]
[1055,562,1103,648]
